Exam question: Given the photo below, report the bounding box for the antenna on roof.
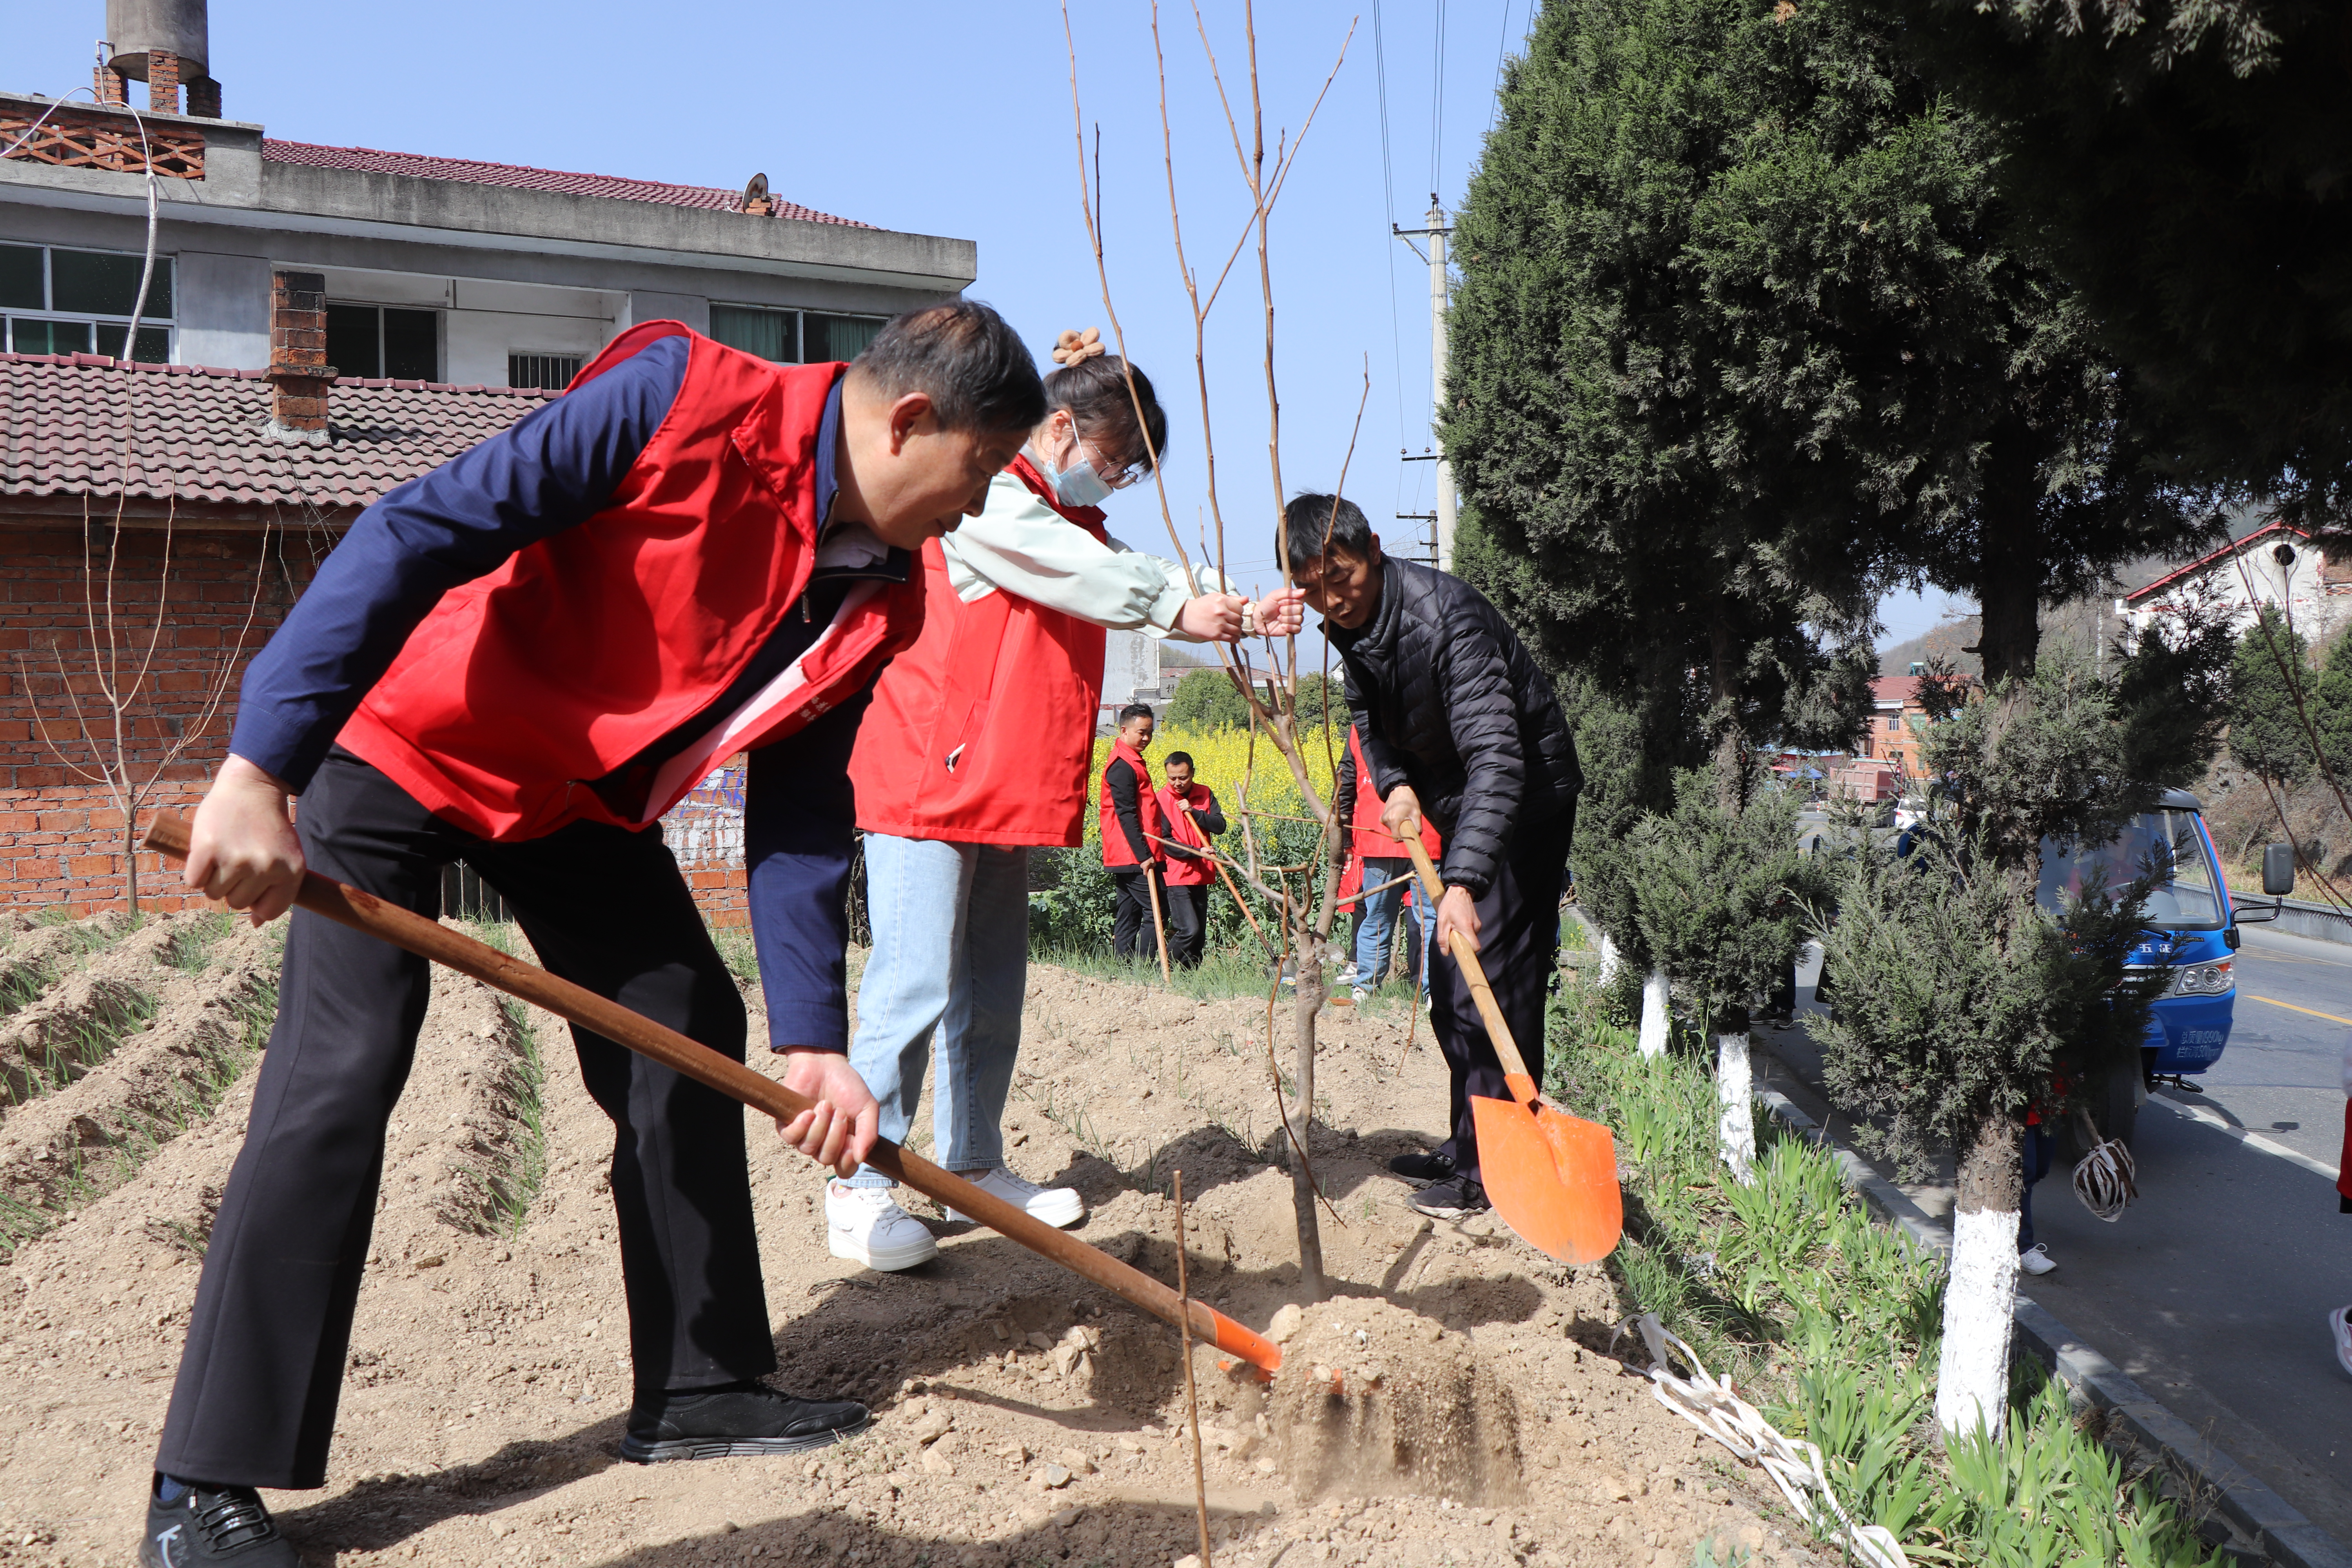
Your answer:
[740,172,774,218]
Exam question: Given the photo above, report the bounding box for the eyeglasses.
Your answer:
[1076,433,1149,492]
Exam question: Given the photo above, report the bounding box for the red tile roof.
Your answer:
[1870,675,1921,705]
[261,140,871,227]
[0,352,555,512]
[2122,517,2307,606]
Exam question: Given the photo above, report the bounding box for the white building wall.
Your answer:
[174,250,272,369]
[2121,532,2352,650]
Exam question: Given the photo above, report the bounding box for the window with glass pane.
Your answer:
[0,246,40,310]
[710,304,797,363]
[51,249,172,319]
[328,304,440,381]
[2,244,174,361]
[805,312,883,363]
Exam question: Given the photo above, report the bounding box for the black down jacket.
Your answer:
[1328,555,1579,897]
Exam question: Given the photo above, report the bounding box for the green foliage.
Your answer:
[1165,667,1251,733]
[1562,681,1693,975]
[2107,593,2238,792]
[2313,630,2352,787]
[1549,978,2220,1566]
[1874,0,2352,524]
[1625,772,1825,1030]
[2225,605,2314,788]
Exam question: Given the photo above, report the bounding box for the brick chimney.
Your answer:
[146,49,180,113]
[263,270,336,446]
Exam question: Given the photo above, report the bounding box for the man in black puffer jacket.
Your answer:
[1284,494,1579,1219]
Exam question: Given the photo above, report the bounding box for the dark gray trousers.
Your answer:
[1428,808,1573,1185]
[156,751,774,1490]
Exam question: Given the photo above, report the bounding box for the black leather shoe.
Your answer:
[1387,1149,1455,1187]
[1408,1174,1490,1220]
[621,1382,871,1463]
[140,1475,300,1566]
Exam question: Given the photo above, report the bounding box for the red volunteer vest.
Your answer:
[1347,726,1440,859]
[1099,740,1165,868]
[1158,782,1217,886]
[848,456,1111,847]
[338,323,924,842]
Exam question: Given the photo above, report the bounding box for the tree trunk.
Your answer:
[1715,1013,1756,1185]
[1707,612,1748,814]
[1936,1114,2023,1442]
[1971,419,2044,688]
[1637,971,1671,1059]
[1288,913,1327,1303]
[1596,929,1621,988]
[122,810,140,919]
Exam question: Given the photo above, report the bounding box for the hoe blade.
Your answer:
[1469,1078,1622,1265]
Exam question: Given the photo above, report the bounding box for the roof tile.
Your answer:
[260,140,870,228]
[0,353,555,512]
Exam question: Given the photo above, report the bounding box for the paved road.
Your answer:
[1763,931,2352,1544]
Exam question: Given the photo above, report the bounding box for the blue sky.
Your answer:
[18,0,1935,652]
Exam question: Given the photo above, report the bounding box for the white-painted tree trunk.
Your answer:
[1715,1031,1756,1183]
[1935,1206,2021,1442]
[1596,929,1621,987]
[1637,971,1671,1058]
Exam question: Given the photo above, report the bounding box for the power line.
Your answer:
[1429,0,1448,198]
[1487,0,1517,140]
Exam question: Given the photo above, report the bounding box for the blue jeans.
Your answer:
[2020,1122,2054,1252]
[846,833,1031,1189]
[1355,857,1434,994]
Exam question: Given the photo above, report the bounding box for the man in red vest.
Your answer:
[1157,750,1226,967]
[1100,704,1168,963]
[1335,723,1439,1002]
[147,303,1042,1567]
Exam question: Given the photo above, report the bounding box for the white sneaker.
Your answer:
[2018,1243,2056,1276]
[945,1167,1085,1229]
[1333,966,1357,987]
[2329,1305,2352,1378]
[826,1180,938,1271]
[1351,985,1369,1005]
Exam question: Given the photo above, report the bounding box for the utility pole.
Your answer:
[1394,196,1457,571]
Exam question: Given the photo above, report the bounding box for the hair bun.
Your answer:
[1052,327,1107,366]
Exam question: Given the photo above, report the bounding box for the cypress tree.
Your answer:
[2227,605,2316,790]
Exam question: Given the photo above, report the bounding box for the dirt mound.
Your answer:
[0,938,1822,1568]
[1268,1296,1525,1504]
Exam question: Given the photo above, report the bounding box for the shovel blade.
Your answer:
[1470,1092,1622,1265]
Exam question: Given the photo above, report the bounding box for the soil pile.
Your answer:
[0,933,1825,1568]
[1267,1296,1523,1505]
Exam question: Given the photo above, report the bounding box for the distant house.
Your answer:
[0,12,975,916]
[2120,519,2352,646]
[1859,675,1929,776]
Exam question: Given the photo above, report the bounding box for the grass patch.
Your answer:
[1548,971,2221,1567]
[1034,940,1291,1004]
[165,911,238,973]
[461,922,551,1238]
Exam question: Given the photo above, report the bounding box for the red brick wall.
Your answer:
[0,521,756,925]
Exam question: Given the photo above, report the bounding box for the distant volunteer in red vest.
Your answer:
[1335,723,1441,1002]
[1156,750,1226,968]
[1101,702,1170,963]
[149,304,1043,1568]
[839,338,1304,1272]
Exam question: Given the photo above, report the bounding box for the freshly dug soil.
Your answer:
[0,934,1824,1568]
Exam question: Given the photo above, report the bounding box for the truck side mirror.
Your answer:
[2262,843,2297,897]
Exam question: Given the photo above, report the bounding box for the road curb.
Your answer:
[1753,1085,2352,1568]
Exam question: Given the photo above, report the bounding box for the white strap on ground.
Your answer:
[1622,1312,1910,1568]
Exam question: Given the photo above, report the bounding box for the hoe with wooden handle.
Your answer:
[1402,829,1622,1265]
[141,814,1282,1377]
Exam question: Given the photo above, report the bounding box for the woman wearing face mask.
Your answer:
[833,330,1305,1271]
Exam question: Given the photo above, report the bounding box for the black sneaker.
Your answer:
[1409,1174,1490,1220]
[1387,1149,1455,1187]
[141,1474,300,1566]
[621,1381,871,1463]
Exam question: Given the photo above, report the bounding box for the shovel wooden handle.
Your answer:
[1401,831,1537,1085]
[142,814,1280,1376]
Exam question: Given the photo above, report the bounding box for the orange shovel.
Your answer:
[142,815,1281,1378]
[1402,831,1621,1265]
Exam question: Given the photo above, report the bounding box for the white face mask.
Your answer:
[1040,450,1113,509]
